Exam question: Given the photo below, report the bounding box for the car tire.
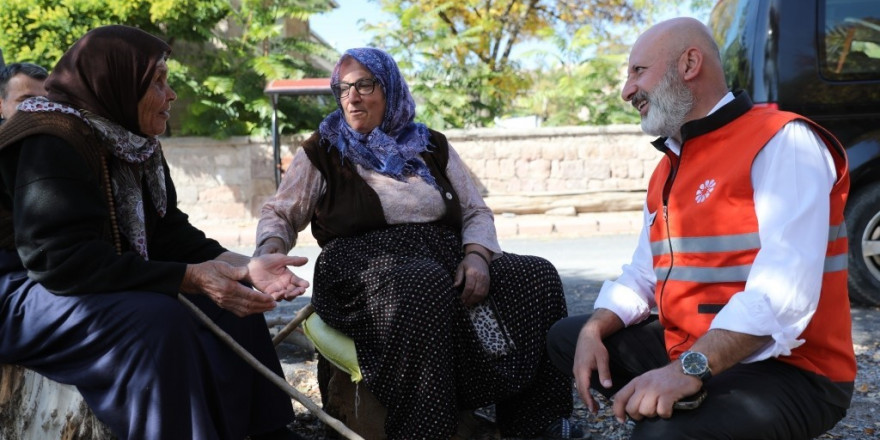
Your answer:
[845,181,880,306]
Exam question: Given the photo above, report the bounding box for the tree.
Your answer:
[0,0,336,137]
[509,22,638,126]
[368,0,712,129]
[170,0,338,137]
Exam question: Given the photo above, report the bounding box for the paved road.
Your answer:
[246,234,879,348]
[246,234,639,327]
[241,235,879,440]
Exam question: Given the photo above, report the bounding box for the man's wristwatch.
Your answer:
[680,350,712,382]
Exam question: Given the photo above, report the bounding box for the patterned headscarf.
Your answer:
[318,48,436,187]
[23,25,171,259]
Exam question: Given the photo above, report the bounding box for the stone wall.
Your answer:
[160,125,660,246]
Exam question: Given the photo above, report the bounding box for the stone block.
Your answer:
[493,141,517,159]
[542,144,566,161]
[214,150,235,167]
[182,205,209,221]
[556,160,585,179]
[527,159,551,178]
[517,220,554,237]
[597,215,641,234]
[586,162,611,180]
[217,167,250,186]
[522,179,547,192]
[464,158,485,177]
[555,218,599,236]
[205,202,249,220]
[627,159,645,179]
[521,143,542,160]
[545,206,577,216]
[175,185,199,205]
[200,185,240,203]
[202,226,245,249]
[494,218,519,238]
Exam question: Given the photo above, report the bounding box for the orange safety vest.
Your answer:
[646,106,856,382]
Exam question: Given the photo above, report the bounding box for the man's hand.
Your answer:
[247,253,310,301]
[181,260,277,317]
[573,324,613,413]
[611,361,702,423]
[573,308,626,413]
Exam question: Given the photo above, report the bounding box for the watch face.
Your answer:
[682,351,708,375]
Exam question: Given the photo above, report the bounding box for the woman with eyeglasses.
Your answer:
[255,48,585,440]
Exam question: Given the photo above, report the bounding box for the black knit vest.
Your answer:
[302,129,463,247]
[0,111,114,251]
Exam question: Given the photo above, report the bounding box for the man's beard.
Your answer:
[638,66,694,138]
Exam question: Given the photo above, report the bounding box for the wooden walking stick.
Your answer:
[272,303,315,346]
[177,294,364,440]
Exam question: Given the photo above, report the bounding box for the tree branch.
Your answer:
[499,0,539,68]
[489,0,518,70]
[437,10,460,36]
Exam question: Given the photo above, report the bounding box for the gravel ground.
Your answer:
[262,238,880,439]
[271,304,880,440]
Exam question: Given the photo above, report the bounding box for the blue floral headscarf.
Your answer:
[318,48,436,187]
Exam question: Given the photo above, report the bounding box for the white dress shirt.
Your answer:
[594,92,838,362]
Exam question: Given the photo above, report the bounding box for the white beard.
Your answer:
[640,67,694,138]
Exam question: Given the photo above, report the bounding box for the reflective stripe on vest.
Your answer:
[653,224,847,282]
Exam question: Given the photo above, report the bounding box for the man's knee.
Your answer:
[630,415,705,440]
[546,315,589,375]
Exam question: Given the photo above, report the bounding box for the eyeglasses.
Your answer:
[331,78,380,99]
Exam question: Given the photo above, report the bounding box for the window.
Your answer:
[822,0,880,80]
[710,0,763,91]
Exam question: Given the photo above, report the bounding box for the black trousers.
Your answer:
[546,314,852,440]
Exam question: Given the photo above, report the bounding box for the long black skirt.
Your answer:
[0,249,294,440]
[311,223,572,439]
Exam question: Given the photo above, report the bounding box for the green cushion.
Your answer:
[302,312,363,383]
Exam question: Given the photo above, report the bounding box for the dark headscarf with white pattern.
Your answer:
[318,48,436,187]
[21,25,171,259]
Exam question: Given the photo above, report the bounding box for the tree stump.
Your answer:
[317,356,387,439]
[0,364,115,440]
[315,356,489,440]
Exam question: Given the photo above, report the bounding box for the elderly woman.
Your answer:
[256,48,584,439]
[0,26,309,440]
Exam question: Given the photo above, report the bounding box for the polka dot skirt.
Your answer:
[312,223,572,439]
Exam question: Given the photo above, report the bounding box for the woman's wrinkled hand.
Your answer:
[247,253,310,301]
[253,237,286,257]
[454,251,491,306]
[181,260,277,317]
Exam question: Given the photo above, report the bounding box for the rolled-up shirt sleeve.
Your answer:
[711,121,836,361]
[593,204,657,326]
[256,149,325,252]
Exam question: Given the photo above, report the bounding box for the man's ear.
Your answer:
[680,47,703,81]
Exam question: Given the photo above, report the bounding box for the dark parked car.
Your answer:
[709,0,880,305]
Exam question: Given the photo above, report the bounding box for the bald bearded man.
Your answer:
[547,17,855,440]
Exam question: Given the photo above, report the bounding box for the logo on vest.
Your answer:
[695,179,716,204]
